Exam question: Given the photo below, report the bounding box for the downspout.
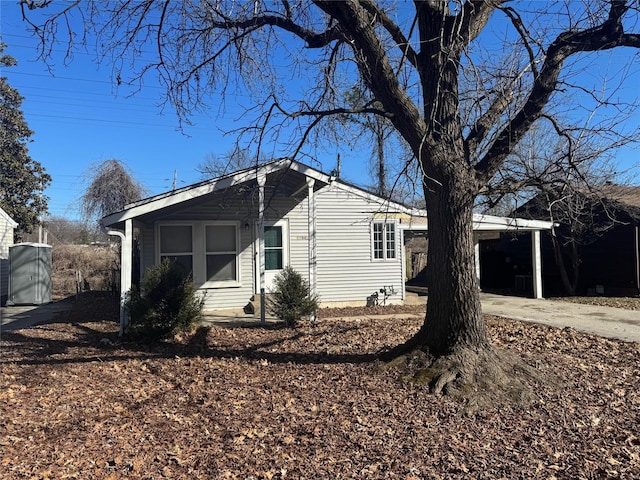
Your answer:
[101,219,132,336]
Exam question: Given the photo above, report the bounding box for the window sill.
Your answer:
[202,280,242,289]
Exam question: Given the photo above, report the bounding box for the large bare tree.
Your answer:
[21,0,640,401]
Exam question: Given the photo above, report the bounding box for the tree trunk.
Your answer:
[380,174,535,407]
[417,182,487,355]
[550,231,581,296]
[569,239,581,294]
[386,171,488,358]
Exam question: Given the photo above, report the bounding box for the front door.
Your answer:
[259,220,289,292]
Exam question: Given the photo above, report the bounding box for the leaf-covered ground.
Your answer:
[1,292,639,479]
[554,296,640,311]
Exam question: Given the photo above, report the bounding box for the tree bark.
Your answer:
[422,183,487,355]
[390,170,488,357]
[551,230,581,296]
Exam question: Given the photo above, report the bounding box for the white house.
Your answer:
[0,206,18,306]
[102,159,553,332]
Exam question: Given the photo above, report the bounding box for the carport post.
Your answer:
[531,230,543,299]
[474,238,481,285]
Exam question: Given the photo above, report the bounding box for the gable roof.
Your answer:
[516,184,640,226]
[0,206,18,228]
[101,158,554,233]
[102,158,417,228]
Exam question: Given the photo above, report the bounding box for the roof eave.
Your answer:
[102,159,334,227]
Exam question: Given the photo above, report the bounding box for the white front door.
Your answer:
[258,220,289,292]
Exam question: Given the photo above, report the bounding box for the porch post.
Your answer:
[474,235,481,287]
[307,178,317,320]
[531,230,543,299]
[258,170,267,324]
[636,225,640,293]
[120,219,133,335]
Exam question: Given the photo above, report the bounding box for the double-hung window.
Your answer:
[158,222,239,286]
[159,225,193,274]
[205,224,238,283]
[373,222,396,260]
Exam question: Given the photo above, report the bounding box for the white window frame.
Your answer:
[156,221,241,288]
[203,222,241,288]
[157,223,194,274]
[372,220,397,261]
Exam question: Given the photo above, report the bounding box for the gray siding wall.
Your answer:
[132,183,405,310]
[0,215,15,305]
[136,194,305,311]
[282,194,311,282]
[314,185,404,306]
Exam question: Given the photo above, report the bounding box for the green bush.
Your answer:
[126,259,204,340]
[268,266,319,327]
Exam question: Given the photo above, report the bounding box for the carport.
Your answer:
[402,213,554,299]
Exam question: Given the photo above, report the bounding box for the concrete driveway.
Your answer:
[480,293,640,343]
[0,299,73,332]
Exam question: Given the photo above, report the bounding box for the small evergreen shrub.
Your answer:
[126,259,204,340]
[268,266,319,327]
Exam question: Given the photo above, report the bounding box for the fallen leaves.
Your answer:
[1,293,639,479]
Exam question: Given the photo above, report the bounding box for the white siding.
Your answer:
[130,182,405,310]
[140,224,154,277]
[0,210,16,305]
[282,195,311,282]
[314,185,404,306]
[136,194,304,311]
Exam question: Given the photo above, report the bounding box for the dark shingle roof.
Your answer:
[598,184,640,209]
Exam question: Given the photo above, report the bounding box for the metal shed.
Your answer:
[7,243,52,305]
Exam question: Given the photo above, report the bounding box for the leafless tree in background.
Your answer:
[81,159,147,227]
[197,147,267,179]
[480,108,638,296]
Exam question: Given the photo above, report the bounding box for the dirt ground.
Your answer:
[1,292,639,479]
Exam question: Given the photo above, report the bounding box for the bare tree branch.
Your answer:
[474,0,640,185]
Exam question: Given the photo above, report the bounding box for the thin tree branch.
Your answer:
[359,0,419,68]
[474,0,640,186]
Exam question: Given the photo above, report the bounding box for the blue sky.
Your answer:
[0,4,355,221]
[1,3,638,222]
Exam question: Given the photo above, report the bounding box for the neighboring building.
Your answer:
[102,159,553,331]
[481,185,640,297]
[0,206,18,305]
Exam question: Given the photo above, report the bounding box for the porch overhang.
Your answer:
[102,159,333,230]
[101,159,334,334]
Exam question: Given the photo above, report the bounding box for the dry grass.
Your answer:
[52,244,119,299]
[554,295,640,311]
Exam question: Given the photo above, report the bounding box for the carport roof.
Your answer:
[402,213,554,232]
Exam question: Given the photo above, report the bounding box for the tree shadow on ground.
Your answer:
[1,291,382,368]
